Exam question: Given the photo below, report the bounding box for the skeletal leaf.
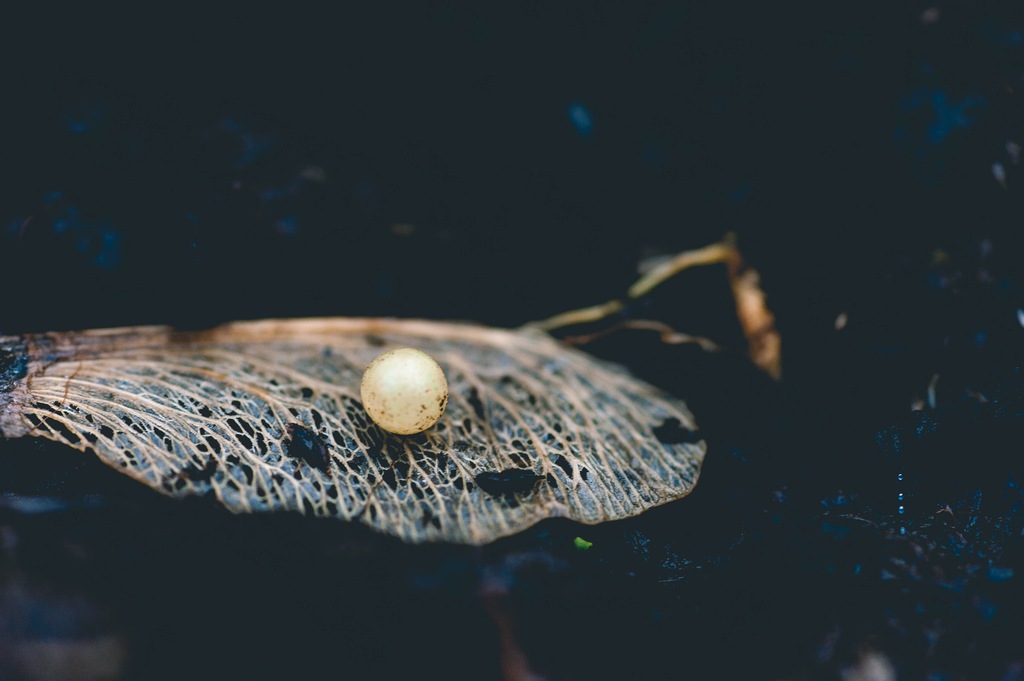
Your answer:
[0,318,705,544]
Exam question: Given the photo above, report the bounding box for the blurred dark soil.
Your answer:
[2,4,1024,680]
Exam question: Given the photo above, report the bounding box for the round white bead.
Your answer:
[360,348,448,435]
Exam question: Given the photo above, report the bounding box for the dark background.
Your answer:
[2,4,1024,680]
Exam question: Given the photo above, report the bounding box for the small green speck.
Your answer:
[573,536,593,551]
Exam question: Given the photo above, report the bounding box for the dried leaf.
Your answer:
[725,251,782,381]
[536,238,782,380]
[0,318,705,544]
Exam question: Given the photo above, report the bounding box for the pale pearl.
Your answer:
[360,348,448,435]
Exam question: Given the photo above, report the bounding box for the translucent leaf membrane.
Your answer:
[0,318,705,544]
